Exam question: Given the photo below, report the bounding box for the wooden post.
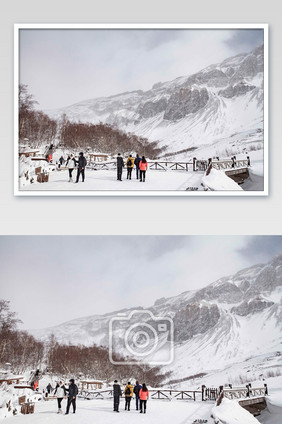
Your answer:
[264,383,268,395]
[202,385,205,401]
[193,157,197,171]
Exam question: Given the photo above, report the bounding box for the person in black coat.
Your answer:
[117,153,124,181]
[65,379,78,414]
[134,154,141,180]
[133,381,142,410]
[113,380,122,412]
[75,152,87,183]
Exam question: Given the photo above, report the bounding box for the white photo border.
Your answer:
[14,23,269,197]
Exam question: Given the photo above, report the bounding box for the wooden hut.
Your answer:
[81,380,103,390]
[19,149,40,158]
[88,153,108,163]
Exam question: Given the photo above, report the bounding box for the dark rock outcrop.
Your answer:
[219,82,256,98]
[231,297,274,316]
[174,303,220,342]
[164,87,209,120]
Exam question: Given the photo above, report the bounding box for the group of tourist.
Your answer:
[46,378,149,415]
[114,380,149,413]
[117,153,148,182]
[59,152,148,184]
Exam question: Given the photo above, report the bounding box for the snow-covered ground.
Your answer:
[19,168,205,192]
[1,375,281,423]
[18,166,263,193]
[1,398,214,423]
[18,143,265,193]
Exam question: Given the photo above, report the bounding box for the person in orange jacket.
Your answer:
[139,156,148,182]
[139,383,149,413]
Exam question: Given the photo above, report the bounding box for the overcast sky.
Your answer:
[19,28,263,110]
[0,236,280,330]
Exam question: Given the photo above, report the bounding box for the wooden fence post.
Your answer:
[202,385,206,401]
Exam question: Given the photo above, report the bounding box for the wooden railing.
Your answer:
[148,162,193,171]
[222,385,268,400]
[212,159,250,171]
[150,389,201,401]
[88,161,194,172]
[88,158,250,174]
[79,383,268,404]
[79,388,201,401]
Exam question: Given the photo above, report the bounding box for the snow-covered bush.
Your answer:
[0,383,18,419]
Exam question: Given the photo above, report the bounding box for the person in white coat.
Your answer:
[54,381,66,414]
[66,154,76,182]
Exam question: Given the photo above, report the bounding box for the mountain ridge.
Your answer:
[29,254,282,381]
[46,45,264,157]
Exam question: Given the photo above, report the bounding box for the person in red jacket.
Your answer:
[139,383,149,414]
[139,156,148,182]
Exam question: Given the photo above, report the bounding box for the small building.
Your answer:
[88,153,108,163]
[81,380,103,391]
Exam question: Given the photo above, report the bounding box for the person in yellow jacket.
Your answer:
[126,155,134,180]
[124,381,134,411]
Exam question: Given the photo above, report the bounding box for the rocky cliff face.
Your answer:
[174,303,220,342]
[219,82,256,98]
[46,44,264,154]
[163,87,209,120]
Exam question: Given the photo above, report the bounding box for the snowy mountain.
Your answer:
[30,254,282,382]
[46,45,264,155]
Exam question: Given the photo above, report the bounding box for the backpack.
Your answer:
[125,387,131,396]
[128,159,133,167]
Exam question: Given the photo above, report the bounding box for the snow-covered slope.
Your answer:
[30,254,282,381]
[46,45,264,154]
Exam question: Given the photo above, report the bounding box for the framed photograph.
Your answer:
[0,235,281,421]
[14,24,268,196]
